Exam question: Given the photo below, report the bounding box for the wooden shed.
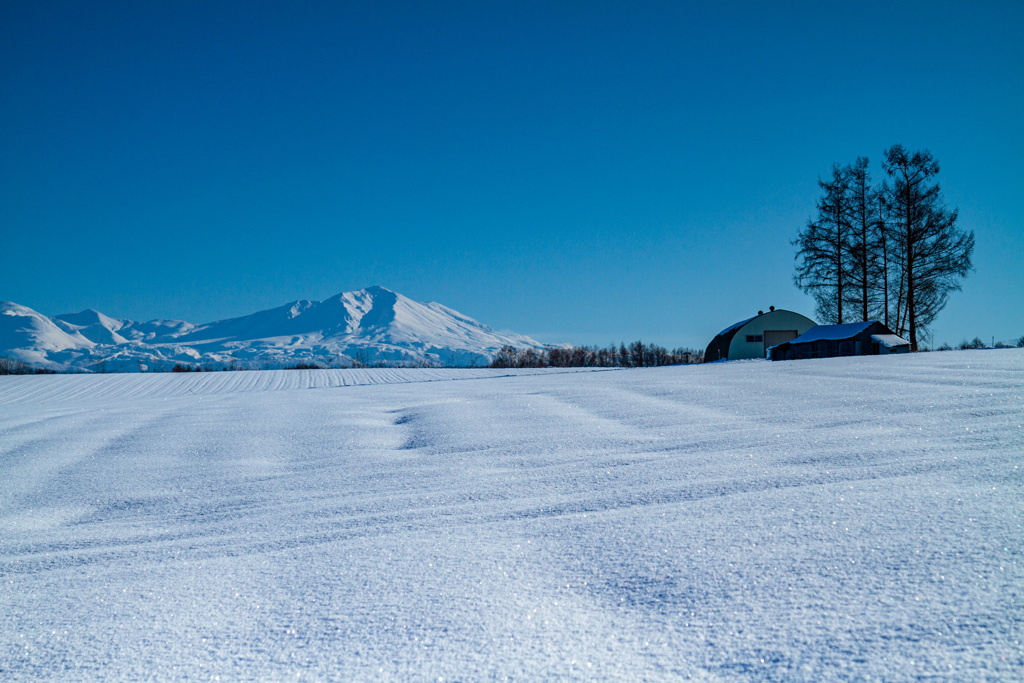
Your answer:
[769,321,910,361]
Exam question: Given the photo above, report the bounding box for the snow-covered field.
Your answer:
[1,352,1021,680]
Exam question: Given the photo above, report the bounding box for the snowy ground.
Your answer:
[1,352,1021,680]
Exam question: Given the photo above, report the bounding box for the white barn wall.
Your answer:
[727,310,817,360]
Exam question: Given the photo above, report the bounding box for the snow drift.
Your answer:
[1,350,1021,679]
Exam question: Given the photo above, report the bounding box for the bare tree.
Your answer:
[882,145,974,350]
[845,157,885,322]
[875,191,894,328]
[794,164,852,323]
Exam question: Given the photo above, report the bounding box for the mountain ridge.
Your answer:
[1,287,550,371]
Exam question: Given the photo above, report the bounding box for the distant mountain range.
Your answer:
[0,286,550,372]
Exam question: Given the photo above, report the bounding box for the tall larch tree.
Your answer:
[882,145,974,350]
[793,164,853,324]
[845,157,884,322]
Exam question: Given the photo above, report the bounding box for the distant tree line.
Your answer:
[0,357,57,375]
[794,145,974,351]
[489,342,703,368]
[930,336,1024,351]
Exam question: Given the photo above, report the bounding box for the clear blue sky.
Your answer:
[3,1,1022,349]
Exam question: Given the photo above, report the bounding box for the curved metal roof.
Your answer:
[715,314,758,337]
[704,321,747,362]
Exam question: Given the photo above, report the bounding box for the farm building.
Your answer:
[704,308,817,362]
[769,320,910,361]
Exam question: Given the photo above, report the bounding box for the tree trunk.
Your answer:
[835,203,844,324]
[860,193,869,322]
[907,237,917,351]
[881,228,890,327]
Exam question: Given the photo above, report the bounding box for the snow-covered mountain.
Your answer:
[1,287,550,371]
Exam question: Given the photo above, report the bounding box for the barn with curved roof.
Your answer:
[704,308,817,362]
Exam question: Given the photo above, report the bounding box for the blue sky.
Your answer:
[2,1,1022,349]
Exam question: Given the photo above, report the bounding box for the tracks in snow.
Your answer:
[0,367,612,406]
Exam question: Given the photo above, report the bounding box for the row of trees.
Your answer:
[0,357,57,375]
[794,145,974,351]
[490,342,703,368]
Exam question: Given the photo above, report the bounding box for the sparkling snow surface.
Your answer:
[1,352,1022,680]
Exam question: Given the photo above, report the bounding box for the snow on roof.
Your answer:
[716,314,758,337]
[786,321,876,345]
[871,334,910,348]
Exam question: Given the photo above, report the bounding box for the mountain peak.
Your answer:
[1,288,550,371]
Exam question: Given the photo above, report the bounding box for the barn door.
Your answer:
[763,330,798,357]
